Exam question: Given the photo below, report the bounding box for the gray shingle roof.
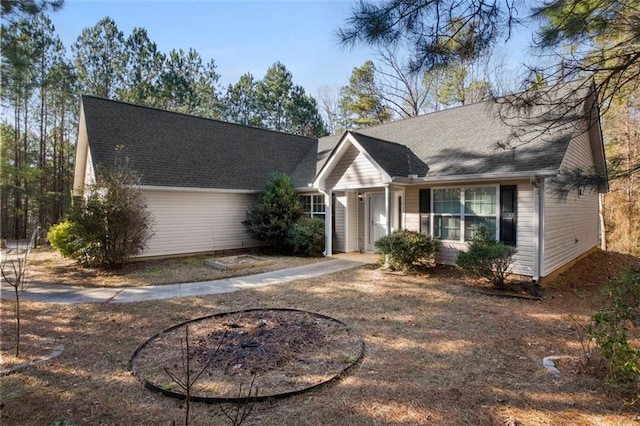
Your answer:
[82,81,595,191]
[82,95,318,190]
[350,132,429,177]
[319,81,592,179]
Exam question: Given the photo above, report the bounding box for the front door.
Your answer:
[367,193,386,251]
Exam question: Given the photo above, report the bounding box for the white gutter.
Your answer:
[392,170,558,184]
[140,185,259,194]
[296,186,321,193]
[142,185,323,194]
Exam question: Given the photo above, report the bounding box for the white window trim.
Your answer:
[431,184,500,242]
[301,194,326,219]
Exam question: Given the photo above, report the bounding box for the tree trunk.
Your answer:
[13,99,23,240]
[599,193,607,251]
[14,286,20,357]
[39,82,48,234]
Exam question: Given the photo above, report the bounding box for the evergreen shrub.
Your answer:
[374,230,437,272]
[288,217,325,257]
[456,227,517,287]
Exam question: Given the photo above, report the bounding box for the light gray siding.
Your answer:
[542,129,600,276]
[511,181,535,276]
[404,186,420,232]
[542,188,599,276]
[403,182,536,276]
[435,241,463,265]
[84,149,96,190]
[139,189,260,258]
[347,191,359,251]
[325,145,385,190]
[333,194,347,252]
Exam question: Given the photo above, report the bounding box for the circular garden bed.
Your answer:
[129,308,364,402]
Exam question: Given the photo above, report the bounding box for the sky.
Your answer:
[48,0,535,98]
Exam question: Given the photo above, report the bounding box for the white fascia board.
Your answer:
[586,93,609,192]
[313,132,392,188]
[295,186,322,193]
[391,170,558,184]
[323,183,386,191]
[141,186,320,194]
[312,132,350,189]
[140,185,259,194]
[72,101,90,196]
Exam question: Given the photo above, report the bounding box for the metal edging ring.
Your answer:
[129,308,365,403]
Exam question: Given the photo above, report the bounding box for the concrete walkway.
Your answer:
[0,258,368,305]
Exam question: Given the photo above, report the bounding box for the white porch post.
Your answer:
[323,189,333,256]
[385,184,391,237]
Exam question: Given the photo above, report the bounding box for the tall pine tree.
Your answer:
[339,61,391,129]
[72,16,125,98]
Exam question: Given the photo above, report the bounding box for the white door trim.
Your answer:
[365,192,386,252]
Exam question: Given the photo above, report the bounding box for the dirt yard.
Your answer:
[1,249,639,425]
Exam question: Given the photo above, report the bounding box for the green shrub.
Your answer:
[455,227,517,287]
[48,220,85,258]
[588,267,640,390]
[374,230,438,272]
[49,162,153,269]
[288,217,325,257]
[243,172,303,253]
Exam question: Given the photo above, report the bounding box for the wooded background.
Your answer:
[1,1,638,256]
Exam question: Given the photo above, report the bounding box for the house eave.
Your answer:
[296,186,320,193]
[85,183,316,195]
[140,185,260,194]
[391,170,558,184]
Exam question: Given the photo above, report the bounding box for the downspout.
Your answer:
[356,192,360,252]
[531,175,542,283]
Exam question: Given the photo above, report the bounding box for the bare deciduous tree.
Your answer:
[164,326,227,426]
[1,227,39,356]
[316,85,345,135]
[374,47,435,118]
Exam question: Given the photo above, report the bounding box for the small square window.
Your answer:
[300,194,325,219]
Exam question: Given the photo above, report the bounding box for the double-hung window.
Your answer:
[421,186,513,243]
[433,188,462,240]
[300,194,325,221]
[463,187,497,240]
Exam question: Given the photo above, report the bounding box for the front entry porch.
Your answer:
[327,187,404,256]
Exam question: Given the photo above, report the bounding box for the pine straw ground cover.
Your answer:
[130,309,365,399]
[20,248,328,287]
[1,250,639,425]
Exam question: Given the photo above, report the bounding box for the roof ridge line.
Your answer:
[81,94,319,142]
